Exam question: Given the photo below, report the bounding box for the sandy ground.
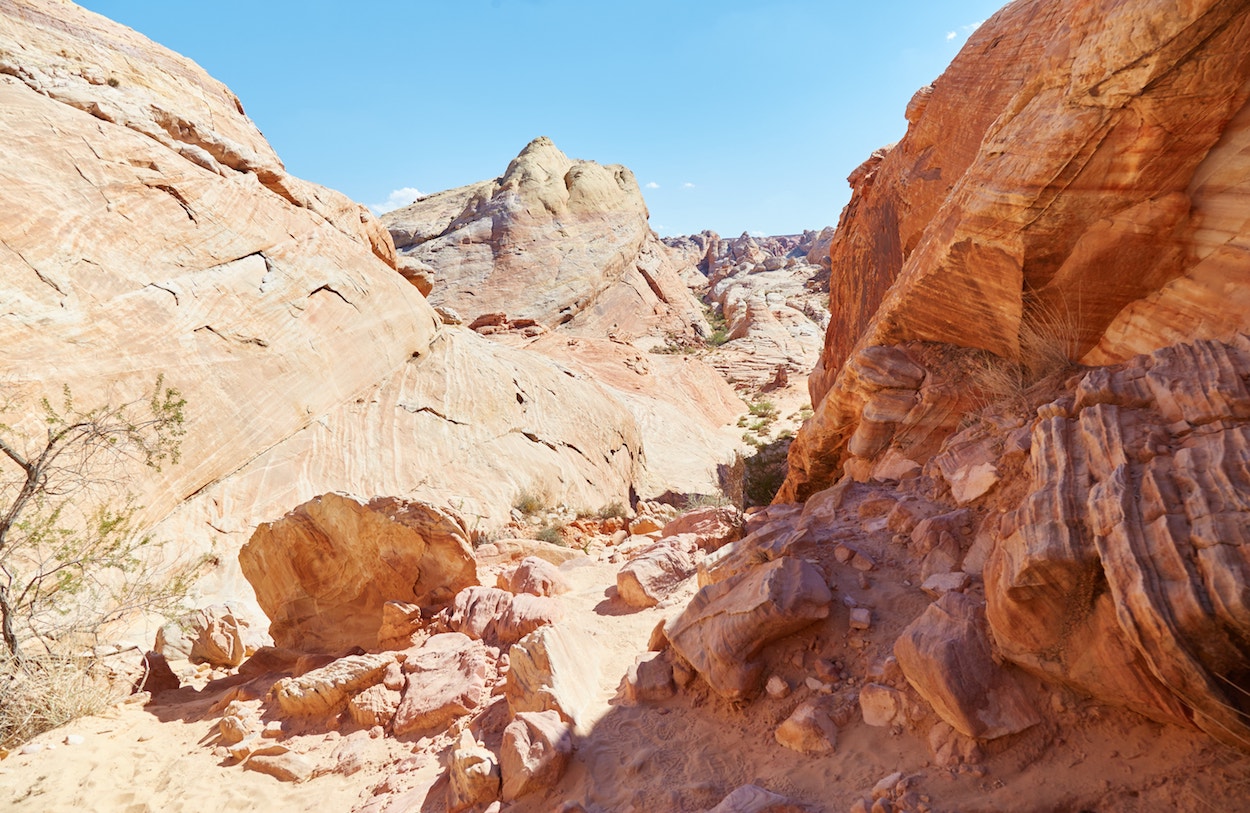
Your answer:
[3,533,1249,813]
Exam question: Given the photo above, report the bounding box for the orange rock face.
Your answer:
[785,0,1250,500]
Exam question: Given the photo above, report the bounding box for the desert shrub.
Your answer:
[0,654,117,748]
[971,300,1082,410]
[534,525,565,546]
[0,377,195,663]
[512,488,549,516]
[684,492,731,510]
[596,502,627,520]
[744,436,792,508]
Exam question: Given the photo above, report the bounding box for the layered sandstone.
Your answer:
[384,136,706,342]
[784,0,1250,500]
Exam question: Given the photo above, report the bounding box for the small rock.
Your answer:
[873,771,903,799]
[245,750,315,783]
[850,552,876,572]
[859,683,904,727]
[849,608,872,630]
[19,743,43,755]
[500,710,573,801]
[775,698,837,754]
[921,571,970,597]
[766,675,791,698]
[63,734,85,746]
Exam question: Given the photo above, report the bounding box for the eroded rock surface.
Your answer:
[240,493,478,652]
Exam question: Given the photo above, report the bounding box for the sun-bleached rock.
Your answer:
[391,633,488,737]
[347,684,401,729]
[187,604,254,668]
[499,710,573,802]
[661,506,744,552]
[447,729,501,813]
[240,493,478,652]
[616,536,698,608]
[505,624,599,726]
[448,586,562,646]
[498,556,569,596]
[243,749,315,783]
[895,593,1039,740]
[664,557,832,699]
[706,784,815,813]
[271,652,395,718]
[622,651,676,703]
[775,697,838,754]
[858,683,905,728]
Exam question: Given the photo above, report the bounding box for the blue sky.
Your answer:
[78,1,1004,237]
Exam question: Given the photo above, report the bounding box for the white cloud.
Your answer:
[645,181,660,189]
[749,230,765,238]
[368,186,422,215]
[682,182,696,189]
[948,20,984,42]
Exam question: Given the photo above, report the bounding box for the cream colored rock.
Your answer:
[858,683,904,728]
[449,586,562,646]
[775,698,838,754]
[391,633,488,736]
[506,624,599,727]
[271,653,395,718]
[187,605,250,668]
[447,729,501,813]
[0,1,439,606]
[664,557,832,699]
[499,556,569,596]
[616,537,697,608]
[240,493,477,652]
[499,710,573,802]
[706,784,814,813]
[661,506,744,552]
[622,651,676,703]
[347,684,401,729]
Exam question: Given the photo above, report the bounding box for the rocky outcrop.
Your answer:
[985,338,1250,747]
[663,557,832,699]
[239,493,478,652]
[785,0,1250,500]
[384,136,705,342]
[0,0,437,549]
[894,593,1039,740]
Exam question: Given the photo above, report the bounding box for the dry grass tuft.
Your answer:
[1,654,118,748]
[970,297,1083,410]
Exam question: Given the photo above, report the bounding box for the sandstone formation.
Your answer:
[894,593,1039,740]
[384,136,706,341]
[239,493,478,652]
[499,710,574,802]
[505,624,599,727]
[663,556,832,699]
[615,535,698,608]
[391,633,489,737]
[785,0,1250,501]
[985,338,1250,746]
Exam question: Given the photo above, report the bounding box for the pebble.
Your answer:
[64,734,85,746]
[19,743,43,755]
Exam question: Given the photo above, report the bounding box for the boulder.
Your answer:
[499,710,573,802]
[447,729,501,812]
[706,784,814,813]
[499,556,569,596]
[135,651,180,695]
[858,683,905,728]
[271,652,395,718]
[616,537,697,608]
[775,698,838,754]
[448,586,562,646]
[661,506,744,552]
[243,749,315,783]
[188,604,253,668]
[622,651,676,703]
[240,493,478,652]
[506,625,599,726]
[391,633,488,737]
[348,684,401,729]
[664,557,832,699]
[894,593,1039,740]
